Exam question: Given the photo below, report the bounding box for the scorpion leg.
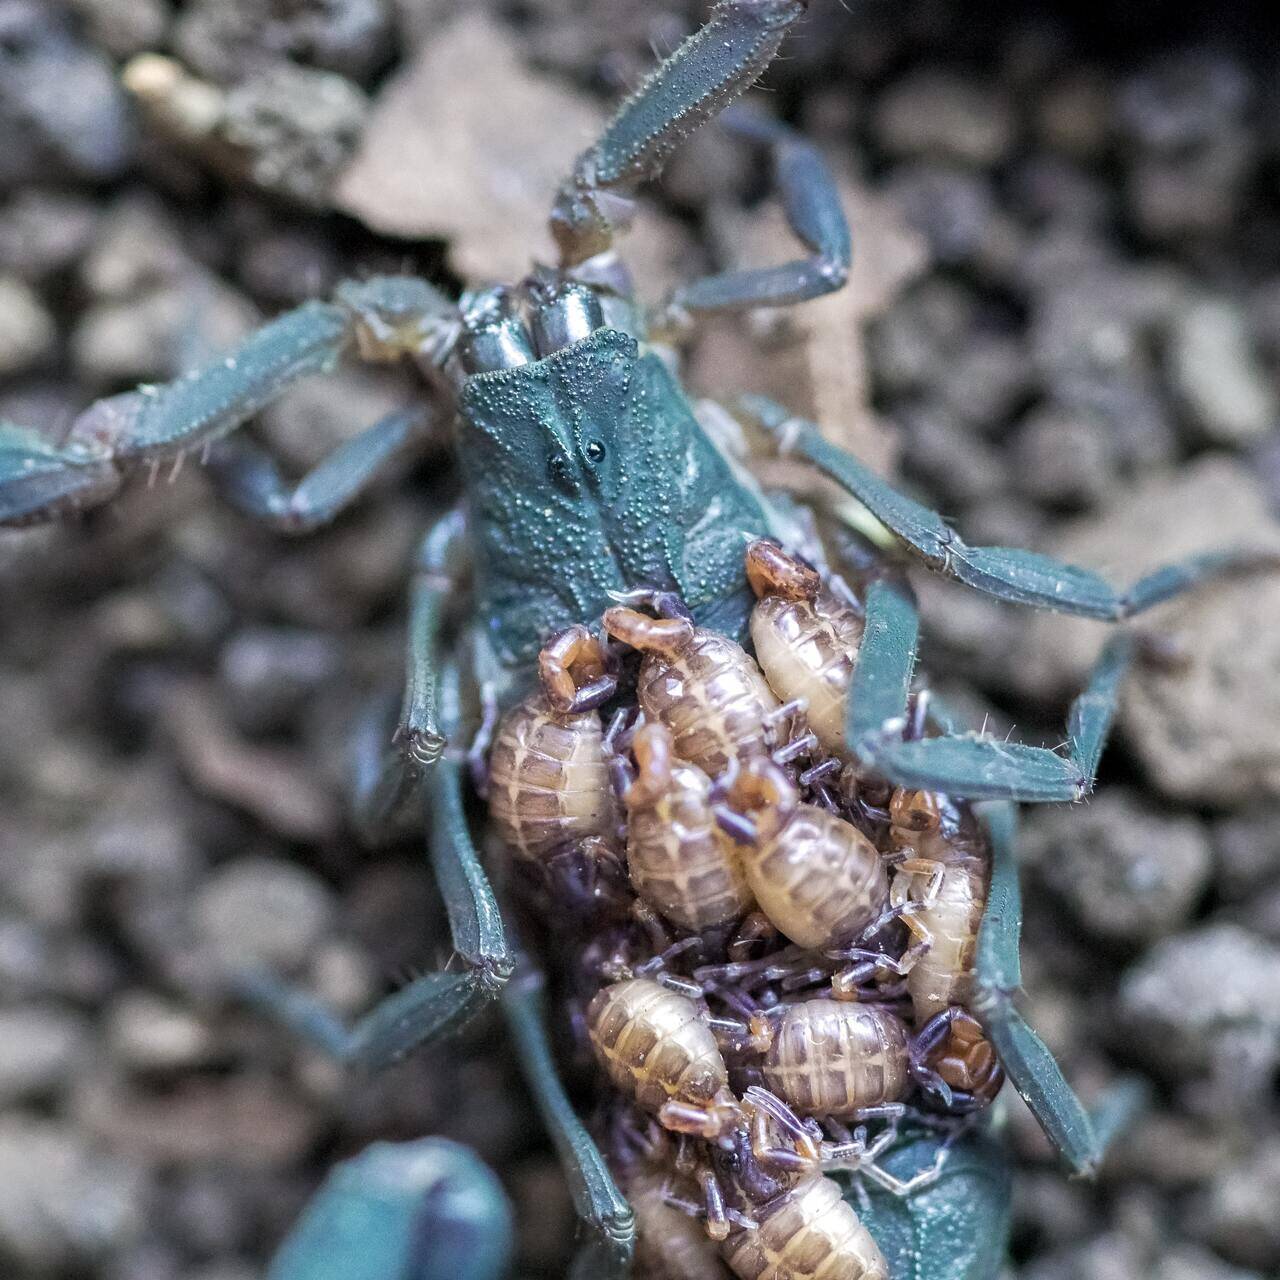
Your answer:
[502,962,636,1280]
[244,663,513,1066]
[823,461,1217,800]
[0,275,453,527]
[208,406,431,534]
[744,395,1280,618]
[842,571,1127,801]
[267,1138,514,1280]
[660,107,851,325]
[845,577,920,748]
[352,509,469,840]
[867,640,1135,803]
[972,801,1102,1176]
[550,0,807,266]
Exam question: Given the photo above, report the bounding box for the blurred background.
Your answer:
[2,0,1280,1276]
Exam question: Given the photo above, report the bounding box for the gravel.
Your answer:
[1025,791,1212,944]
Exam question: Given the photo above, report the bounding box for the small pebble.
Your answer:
[0,1005,92,1103]
[195,856,335,971]
[1169,298,1277,446]
[0,275,55,375]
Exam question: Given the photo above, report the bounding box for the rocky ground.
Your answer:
[1,1,1279,1277]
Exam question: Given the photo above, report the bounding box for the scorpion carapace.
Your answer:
[6,0,1279,1277]
[460,324,770,670]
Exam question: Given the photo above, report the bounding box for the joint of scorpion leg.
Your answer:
[658,1100,715,1137]
[815,253,850,291]
[550,171,633,268]
[745,1012,774,1054]
[746,1086,820,1163]
[697,1168,730,1242]
[651,297,694,339]
[970,982,1016,1025]
[598,1204,637,1243]
[472,952,515,996]
[335,277,456,364]
[400,726,446,767]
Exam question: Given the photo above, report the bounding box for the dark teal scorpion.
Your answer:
[3,3,1274,1277]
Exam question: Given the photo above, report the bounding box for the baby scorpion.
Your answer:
[716,757,889,955]
[624,721,757,934]
[488,624,619,866]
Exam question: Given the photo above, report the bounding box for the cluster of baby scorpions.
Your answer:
[487,539,1001,1279]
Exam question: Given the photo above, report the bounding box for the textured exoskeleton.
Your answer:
[746,539,865,760]
[488,625,618,863]
[604,607,782,778]
[588,977,739,1139]
[759,1000,911,1119]
[6,0,1275,1275]
[721,757,889,952]
[721,1173,888,1280]
[625,722,756,932]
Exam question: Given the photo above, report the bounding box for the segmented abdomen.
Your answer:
[628,762,754,931]
[721,1174,888,1280]
[903,858,986,1021]
[751,592,863,758]
[587,977,728,1114]
[742,807,888,950]
[488,694,615,861]
[763,1001,909,1118]
[637,632,780,777]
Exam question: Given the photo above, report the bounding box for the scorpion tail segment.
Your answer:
[551,0,808,265]
[973,803,1101,1178]
[208,406,431,535]
[0,420,123,527]
[742,397,1280,621]
[846,577,920,746]
[661,107,851,324]
[267,1138,515,1280]
[503,965,636,1280]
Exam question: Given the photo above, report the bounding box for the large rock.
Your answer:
[1015,457,1280,804]
[1170,298,1277,446]
[1118,924,1280,1102]
[1023,790,1211,943]
[0,1118,145,1270]
[335,13,604,281]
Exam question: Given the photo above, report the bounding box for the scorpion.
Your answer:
[3,2,1277,1277]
